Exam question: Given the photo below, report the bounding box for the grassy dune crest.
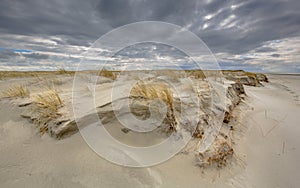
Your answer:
[130,81,177,132]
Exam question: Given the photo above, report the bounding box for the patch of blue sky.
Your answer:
[12,49,32,53]
[0,47,32,53]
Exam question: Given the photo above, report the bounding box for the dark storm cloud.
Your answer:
[0,50,20,60]
[254,47,276,53]
[1,0,300,53]
[95,0,300,53]
[0,0,300,72]
[96,0,198,27]
[23,53,49,59]
[0,0,300,53]
[0,49,40,64]
[271,54,280,58]
[0,0,105,36]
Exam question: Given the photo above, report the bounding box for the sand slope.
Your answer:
[229,74,300,188]
[0,74,299,187]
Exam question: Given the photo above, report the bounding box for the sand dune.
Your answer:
[0,72,299,187]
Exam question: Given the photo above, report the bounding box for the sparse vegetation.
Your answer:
[56,68,68,74]
[130,81,177,132]
[222,70,265,86]
[197,140,234,169]
[2,84,30,98]
[222,70,268,83]
[193,126,205,139]
[55,69,75,75]
[99,68,117,80]
[32,89,63,133]
[33,89,63,111]
[185,69,206,79]
[0,70,75,79]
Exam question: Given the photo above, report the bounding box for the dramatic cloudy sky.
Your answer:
[0,0,300,72]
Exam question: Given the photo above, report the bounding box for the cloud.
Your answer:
[216,36,300,73]
[0,49,21,61]
[271,54,280,58]
[23,53,49,59]
[0,0,299,72]
[254,47,276,53]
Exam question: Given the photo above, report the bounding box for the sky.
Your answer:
[0,0,300,73]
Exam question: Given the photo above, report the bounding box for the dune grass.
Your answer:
[130,81,177,132]
[0,70,75,80]
[222,70,258,78]
[32,89,63,133]
[2,84,30,98]
[0,71,37,79]
[99,68,117,80]
[56,68,68,74]
[185,70,206,79]
[33,89,63,111]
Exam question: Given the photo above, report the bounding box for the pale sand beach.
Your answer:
[0,73,299,187]
[230,74,300,188]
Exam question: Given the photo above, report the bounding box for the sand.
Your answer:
[230,74,300,187]
[0,74,299,187]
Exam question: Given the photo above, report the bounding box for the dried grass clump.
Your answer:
[243,71,257,78]
[197,140,234,169]
[256,73,269,82]
[2,84,30,98]
[193,126,205,139]
[56,68,68,74]
[99,68,117,80]
[33,89,63,111]
[130,81,177,132]
[32,89,63,133]
[0,71,42,79]
[185,70,206,79]
[55,68,75,75]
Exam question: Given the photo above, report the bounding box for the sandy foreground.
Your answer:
[0,73,299,187]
